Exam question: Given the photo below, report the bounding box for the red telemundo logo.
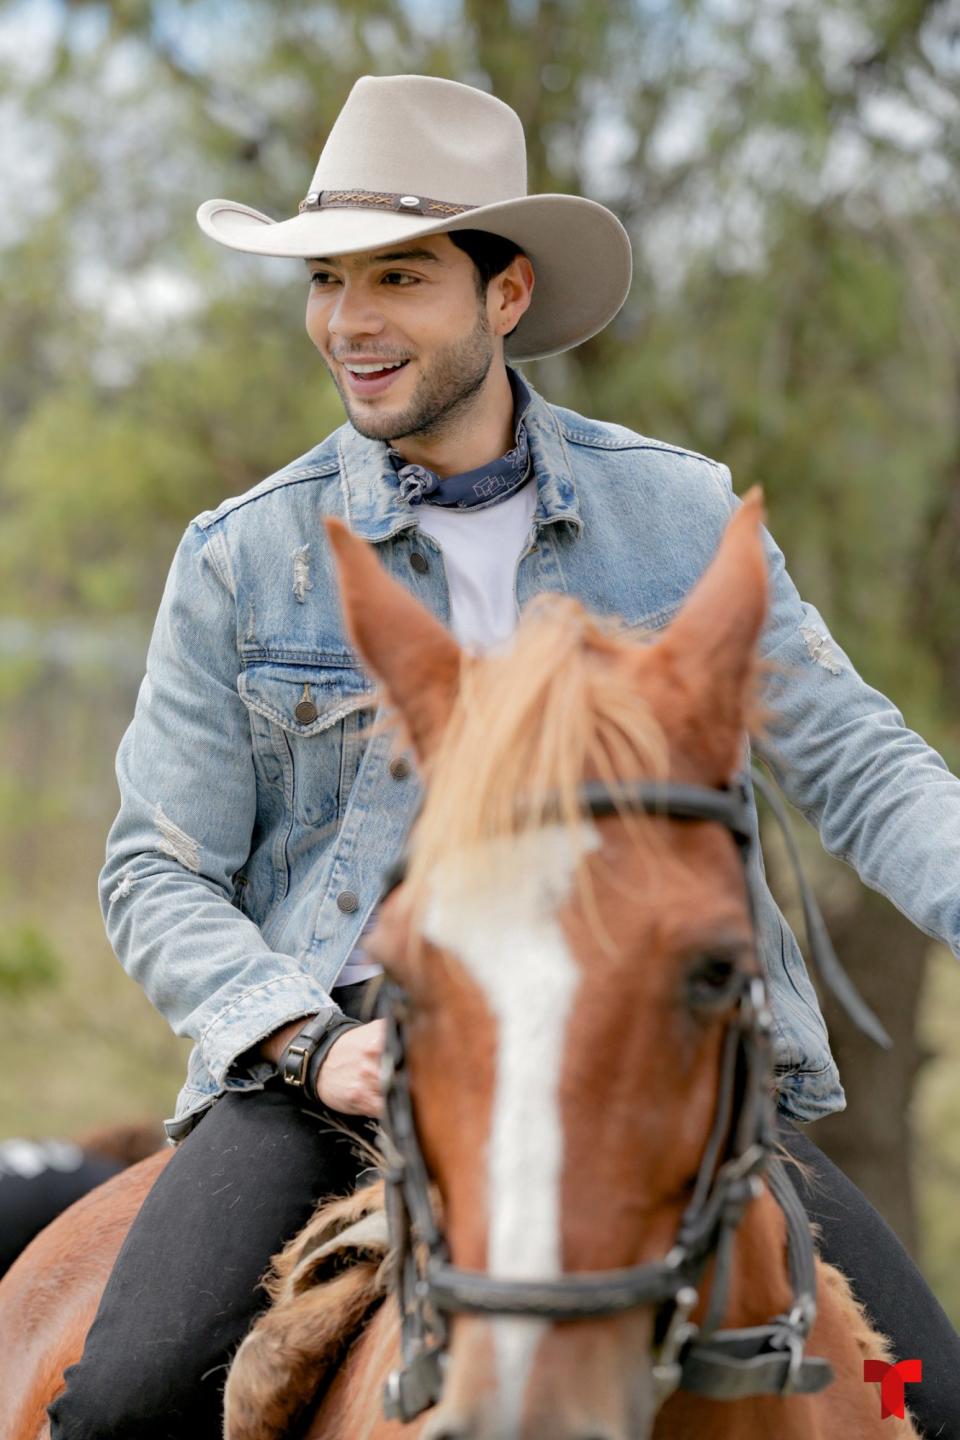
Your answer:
[863,1358,923,1420]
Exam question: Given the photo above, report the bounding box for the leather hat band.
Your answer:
[298,188,475,218]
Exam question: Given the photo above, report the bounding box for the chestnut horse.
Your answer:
[226,496,918,1439]
[0,494,918,1440]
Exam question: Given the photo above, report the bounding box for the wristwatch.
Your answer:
[278,1011,362,1099]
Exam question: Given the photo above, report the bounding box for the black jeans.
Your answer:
[50,1108,959,1439]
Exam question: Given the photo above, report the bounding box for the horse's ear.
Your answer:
[325,518,462,762]
[647,488,768,783]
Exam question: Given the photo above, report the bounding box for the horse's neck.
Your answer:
[703,1183,796,1331]
[653,1188,816,1440]
[310,1193,797,1440]
[308,1300,419,1440]
[311,1189,918,1440]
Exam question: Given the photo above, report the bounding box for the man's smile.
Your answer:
[337,356,412,398]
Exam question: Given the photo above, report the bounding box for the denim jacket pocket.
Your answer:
[238,659,375,830]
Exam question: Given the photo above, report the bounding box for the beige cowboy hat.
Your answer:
[197,74,632,363]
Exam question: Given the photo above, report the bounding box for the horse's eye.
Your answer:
[686,953,741,1008]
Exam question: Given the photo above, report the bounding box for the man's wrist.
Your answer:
[258,1016,314,1067]
[305,1018,365,1101]
[276,1011,363,1098]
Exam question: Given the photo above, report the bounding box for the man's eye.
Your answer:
[309,272,338,287]
[382,272,418,286]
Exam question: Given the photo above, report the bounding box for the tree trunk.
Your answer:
[805,886,931,1258]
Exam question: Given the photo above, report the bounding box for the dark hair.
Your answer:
[448,229,526,337]
[448,228,525,287]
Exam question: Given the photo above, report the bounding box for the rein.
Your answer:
[376,771,891,1422]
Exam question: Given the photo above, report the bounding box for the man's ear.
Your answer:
[492,254,535,338]
[324,518,462,762]
[642,489,769,785]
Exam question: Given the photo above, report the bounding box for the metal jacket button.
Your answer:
[389,755,411,780]
[294,684,318,724]
[409,551,429,574]
[337,890,360,914]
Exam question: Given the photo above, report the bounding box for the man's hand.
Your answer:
[314,1019,386,1117]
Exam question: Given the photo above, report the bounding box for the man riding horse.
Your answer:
[49,74,960,1438]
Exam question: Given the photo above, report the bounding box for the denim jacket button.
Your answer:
[294,699,318,723]
[336,890,360,914]
[389,756,411,780]
[409,551,429,574]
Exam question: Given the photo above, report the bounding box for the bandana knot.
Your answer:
[395,464,441,506]
[385,368,534,513]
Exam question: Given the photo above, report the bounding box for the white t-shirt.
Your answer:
[416,480,537,649]
[334,482,537,987]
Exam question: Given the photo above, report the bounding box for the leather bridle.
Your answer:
[375,771,892,1423]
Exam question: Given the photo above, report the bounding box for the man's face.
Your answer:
[304,233,498,444]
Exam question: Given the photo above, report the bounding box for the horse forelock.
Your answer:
[401,595,674,930]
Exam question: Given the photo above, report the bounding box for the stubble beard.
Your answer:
[333,305,495,446]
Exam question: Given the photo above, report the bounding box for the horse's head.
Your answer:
[326,492,769,1440]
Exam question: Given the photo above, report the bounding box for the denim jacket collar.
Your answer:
[336,367,582,544]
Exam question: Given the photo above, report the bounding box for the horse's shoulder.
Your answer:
[0,1146,168,1318]
[50,1148,171,1254]
[0,1147,170,1440]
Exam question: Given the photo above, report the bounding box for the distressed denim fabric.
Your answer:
[100,371,960,1140]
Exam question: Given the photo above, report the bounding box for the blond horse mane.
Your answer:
[401,594,674,917]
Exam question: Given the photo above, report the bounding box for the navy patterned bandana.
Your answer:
[387,369,533,512]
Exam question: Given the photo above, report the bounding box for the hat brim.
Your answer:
[196,193,631,362]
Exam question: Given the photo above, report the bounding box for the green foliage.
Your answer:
[0,286,343,615]
[0,924,61,998]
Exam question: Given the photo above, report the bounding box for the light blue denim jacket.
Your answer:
[100,374,960,1141]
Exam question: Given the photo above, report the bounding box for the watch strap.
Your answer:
[278,1011,364,1098]
[278,1011,338,1089]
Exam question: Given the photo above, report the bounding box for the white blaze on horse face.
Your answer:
[424,823,599,1424]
